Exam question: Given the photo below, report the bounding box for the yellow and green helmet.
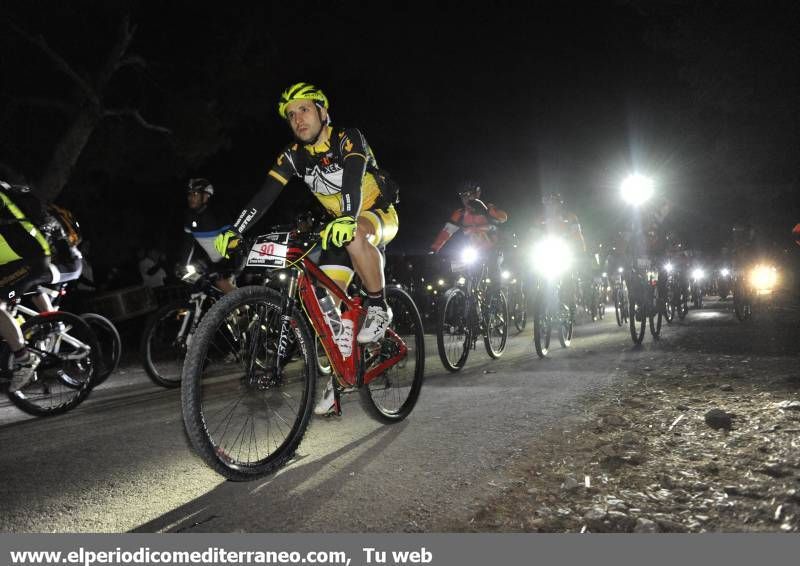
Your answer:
[277,82,329,119]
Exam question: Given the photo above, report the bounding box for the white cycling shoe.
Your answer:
[357,306,392,344]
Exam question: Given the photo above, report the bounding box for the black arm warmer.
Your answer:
[340,155,366,216]
[233,176,284,233]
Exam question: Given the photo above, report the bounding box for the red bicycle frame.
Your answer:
[294,255,408,388]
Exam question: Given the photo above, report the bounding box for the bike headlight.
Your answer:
[181,263,201,283]
[692,268,705,280]
[620,174,654,206]
[617,266,624,274]
[426,284,433,291]
[664,263,673,273]
[751,265,778,291]
[438,278,446,287]
[501,270,511,280]
[602,272,607,278]
[457,276,466,286]
[720,268,730,277]
[461,246,479,265]
[531,237,573,280]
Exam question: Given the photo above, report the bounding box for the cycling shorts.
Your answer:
[319,205,398,286]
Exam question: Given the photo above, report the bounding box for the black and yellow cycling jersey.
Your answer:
[0,182,54,298]
[233,125,396,245]
[270,127,382,217]
[0,184,51,265]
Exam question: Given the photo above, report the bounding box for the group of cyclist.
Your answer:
[5,79,796,407]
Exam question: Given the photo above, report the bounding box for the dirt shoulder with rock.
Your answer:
[449,304,800,533]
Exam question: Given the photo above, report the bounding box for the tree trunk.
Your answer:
[36,103,102,202]
[34,16,135,202]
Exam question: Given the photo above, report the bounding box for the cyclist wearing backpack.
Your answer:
[0,181,57,391]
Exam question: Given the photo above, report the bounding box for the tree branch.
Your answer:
[104,108,172,134]
[3,19,100,106]
[115,54,147,71]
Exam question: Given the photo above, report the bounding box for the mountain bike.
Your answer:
[140,271,223,388]
[612,269,629,327]
[33,284,121,385]
[1,302,100,416]
[734,263,778,322]
[531,272,577,358]
[181,229,425,481]
[626,258,663,344]
[585,277,606,322]
[528,236,577,358]
[436,248,508,372]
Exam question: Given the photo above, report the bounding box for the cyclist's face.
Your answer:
[187,191,208,210]
[285,99,326,143]
[460,190,479,206]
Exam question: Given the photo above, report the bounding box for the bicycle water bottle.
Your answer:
[318,290,353,358]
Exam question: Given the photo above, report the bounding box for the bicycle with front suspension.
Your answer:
[181,229,425,480]
[436,247,509,372]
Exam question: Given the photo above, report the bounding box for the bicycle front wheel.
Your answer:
[436,288,472,372]
[141,299,195,388]
[558,313,574,348]
[532,289,552,358]
[360,286,425,423]
[677,291,688,320]
[181,286,316,481]
[614,288,626,327]
[629,294,646,345]
[734,283,752,322]
[510,286,527,332]
[81,313,121,385]
[483,288,508,358]
[647,285,662,340]
[8,312,100,416]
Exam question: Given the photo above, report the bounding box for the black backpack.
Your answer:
[298,127,400,207]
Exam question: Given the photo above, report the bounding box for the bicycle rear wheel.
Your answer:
[81,313,121,385]
[436,288,471,372]
[181,286,316,481]
[483,288,508,358]
[360,286,425,423]
[8,312,100,416]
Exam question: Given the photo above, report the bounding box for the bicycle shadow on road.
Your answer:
[130,420,410,533]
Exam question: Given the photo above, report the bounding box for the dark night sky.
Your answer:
[2,0,800,271]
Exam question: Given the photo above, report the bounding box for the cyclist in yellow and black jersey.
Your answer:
[215,83,399,415]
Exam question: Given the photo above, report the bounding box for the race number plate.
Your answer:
[246,232,290,269]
